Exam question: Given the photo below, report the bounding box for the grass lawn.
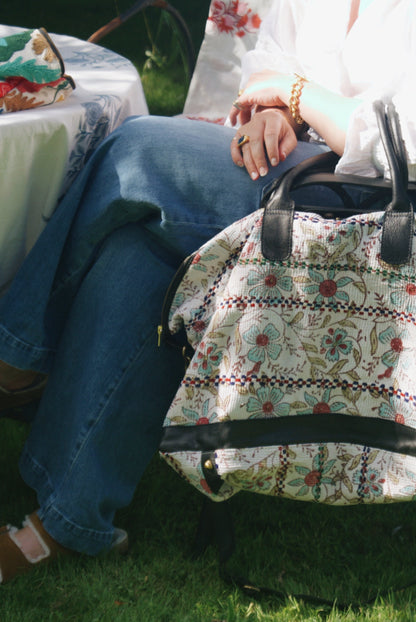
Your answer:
[2,417,416,621]
[2,2,416,621]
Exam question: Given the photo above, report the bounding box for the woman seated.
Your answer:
[0,0,415,584]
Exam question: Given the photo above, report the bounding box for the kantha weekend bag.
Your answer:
[159,101,416,508]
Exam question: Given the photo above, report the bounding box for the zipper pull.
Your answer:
[157,325,163,347]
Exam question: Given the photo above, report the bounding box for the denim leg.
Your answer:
[0,116,329,372]
[19,224,184,555]
[0,116,332,554]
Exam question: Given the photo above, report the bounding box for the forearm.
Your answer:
[241,74,363,155]
[292,81,363,155]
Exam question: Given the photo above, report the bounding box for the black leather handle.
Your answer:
[373,101,413,265]
[261,101,414,265]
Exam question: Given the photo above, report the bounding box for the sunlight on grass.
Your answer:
[141,67,188,117]
[2,435,416,621]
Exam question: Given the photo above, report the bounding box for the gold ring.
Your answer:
[237,134,250,148]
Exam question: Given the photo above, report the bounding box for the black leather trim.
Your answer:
[160,413,416,457]
[201,451,223,493]
[260,102,414,266]
[261,205,294,261]
[381,207,414,265]
[261,151,339,261]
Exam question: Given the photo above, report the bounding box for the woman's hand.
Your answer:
[229,70,290,126]
[230,107,297,180]
[230,69,362,157]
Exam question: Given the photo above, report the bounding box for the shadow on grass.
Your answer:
[2,418,416,621]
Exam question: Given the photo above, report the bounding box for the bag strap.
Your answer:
[196,498,416,611]
[261,101,414,265]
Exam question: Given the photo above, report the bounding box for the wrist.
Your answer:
[289,74,308,125]
[243,74,291,103]
[274,104,309,136]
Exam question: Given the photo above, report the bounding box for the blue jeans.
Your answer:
[0,116,330,554]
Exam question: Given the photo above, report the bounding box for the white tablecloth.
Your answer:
[0,25,148,291]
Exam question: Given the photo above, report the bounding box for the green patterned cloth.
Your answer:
[0,28,74,113]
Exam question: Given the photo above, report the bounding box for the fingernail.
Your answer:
[237,161,244,167]
[259,167,268,177]
[251,171,259,180]
[281,152,287,162]
[271,158,278,166]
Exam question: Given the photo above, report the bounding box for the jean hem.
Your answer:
[19,449,114,556]
[0,324,54,373]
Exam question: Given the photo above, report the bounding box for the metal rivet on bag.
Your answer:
[204,459,214,470]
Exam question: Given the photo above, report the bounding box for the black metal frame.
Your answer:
[88,0,196,79]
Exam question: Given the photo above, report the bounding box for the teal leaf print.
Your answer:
[243,323,282,363]
[321,328,353,362]
[0,30,32,63]
[0,57,61,83]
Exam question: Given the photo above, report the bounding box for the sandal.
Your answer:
[0,512,69,584]
[0,375,47,414]
[110,527,129,555]
[0,513,129,584]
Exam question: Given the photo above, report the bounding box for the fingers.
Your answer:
[230,109,296,180]
[230,135,245,168]
[244,134,270,180]
[229,106,239,127]
[278,126,298,163]
[263,126,281,168]
[231,129,274,181]
[229,104,254,127]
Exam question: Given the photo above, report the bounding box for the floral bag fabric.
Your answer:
[159,102,416,507]
[0,28,75,113]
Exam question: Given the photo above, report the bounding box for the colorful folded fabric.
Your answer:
[0,27,75,113]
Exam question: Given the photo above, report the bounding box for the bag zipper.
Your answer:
[157,251,196,348]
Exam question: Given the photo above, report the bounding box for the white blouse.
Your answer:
[240,0,416,179]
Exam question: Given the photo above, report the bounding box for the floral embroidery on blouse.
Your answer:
[208,1,261,37]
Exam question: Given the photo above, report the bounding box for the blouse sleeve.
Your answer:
[338,87,416,181]
[336,6,416,180]
[239,0,306,88]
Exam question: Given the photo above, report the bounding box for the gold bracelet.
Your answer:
[289,73,308,125]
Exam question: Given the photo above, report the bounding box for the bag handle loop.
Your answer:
[261,101,414,265]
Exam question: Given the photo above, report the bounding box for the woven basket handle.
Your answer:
[261,100,413,265]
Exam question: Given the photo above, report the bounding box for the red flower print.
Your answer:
[312,402,331,414]
[196,417,210,425]
[256,333,269,347]
[265,274,277,288]
[192,320,206,333]
[209,1,262,37]
[304,470,320,487]
[390,337,403,353]
[261,401,274,415]
[319,279,337,298]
